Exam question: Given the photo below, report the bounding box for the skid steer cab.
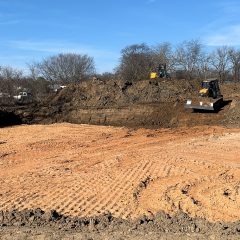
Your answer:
[199,79,222,99]
[185,79,224,111]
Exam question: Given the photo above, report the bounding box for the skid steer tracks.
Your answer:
[0,123,240,223]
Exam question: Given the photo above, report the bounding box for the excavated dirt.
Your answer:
[0,209,240,239]
[0,123,240,238]
[5,78,195,127]
[1,79,239,129]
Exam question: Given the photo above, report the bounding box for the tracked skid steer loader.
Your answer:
[185,79,223,111]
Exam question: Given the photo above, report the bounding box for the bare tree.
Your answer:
[209,46,231,82]
[0,66,23,95]
[27,62,41,81]
[117,43,153,81]
[196,53,213,80]
[228,48,240,82]
[0,66,23,80]
[174,40,204,79]
[99,72,116,81]
[151,42,175,74]
[36,53,96,84]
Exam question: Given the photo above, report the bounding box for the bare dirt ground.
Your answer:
[0,123,240,239]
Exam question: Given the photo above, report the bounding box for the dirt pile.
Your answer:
[0,79,193,127]
[1,79,240,128]
[222,99,240,126]
[50,78,195,107]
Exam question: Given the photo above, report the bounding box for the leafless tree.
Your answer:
[228,48,240,82]
[196,53,213,80]
[27,62,41,81]
[117,43,153,81]
[0,66,23,80]
[99,72,116,81]
[174,40,204,79]
[0,66,23,95]
[151,42,175,74]
[209,46,231,82]
[36,53,96,84]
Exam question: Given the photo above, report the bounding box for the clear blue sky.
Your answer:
[0,0,240,73]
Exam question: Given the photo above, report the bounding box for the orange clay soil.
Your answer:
[0,123,240,223]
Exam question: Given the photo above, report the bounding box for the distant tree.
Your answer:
[174,39,204,80]
[27,62,41,81]
[99,72,116,81]
[36,53,96,84]
[0,66,23,80]
[209,46,231,82]
[196,53,212,80]
[117,43,153,81]
[151,42,175,73]
[0,66,23,95]
[228,48,240,82]
[26,62,51,97]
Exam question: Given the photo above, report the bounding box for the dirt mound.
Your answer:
[50,78,195,107]
[221,82,240,98]
[222,99,240,126]
[0,79,194,128]
[35,79,194,127]
[1,79,240,128]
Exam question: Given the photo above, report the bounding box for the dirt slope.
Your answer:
[1,79,240,128]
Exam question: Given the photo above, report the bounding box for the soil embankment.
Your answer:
[2,79,240,128]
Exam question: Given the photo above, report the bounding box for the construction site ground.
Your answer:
[1,79,240,239]
[0,123,240,239]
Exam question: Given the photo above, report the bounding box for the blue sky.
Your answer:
[0,0,240,73]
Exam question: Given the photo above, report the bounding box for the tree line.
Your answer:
[0,53,96,97]
[1,39,240,97]
[116,40,240,82]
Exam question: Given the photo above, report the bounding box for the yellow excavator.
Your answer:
[185,78,224,111]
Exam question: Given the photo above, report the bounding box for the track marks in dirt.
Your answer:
[135,133,240,222]
[0,124,240,222]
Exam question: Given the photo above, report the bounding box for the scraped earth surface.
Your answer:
[0,123,240,220]
[0,123,240,239]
